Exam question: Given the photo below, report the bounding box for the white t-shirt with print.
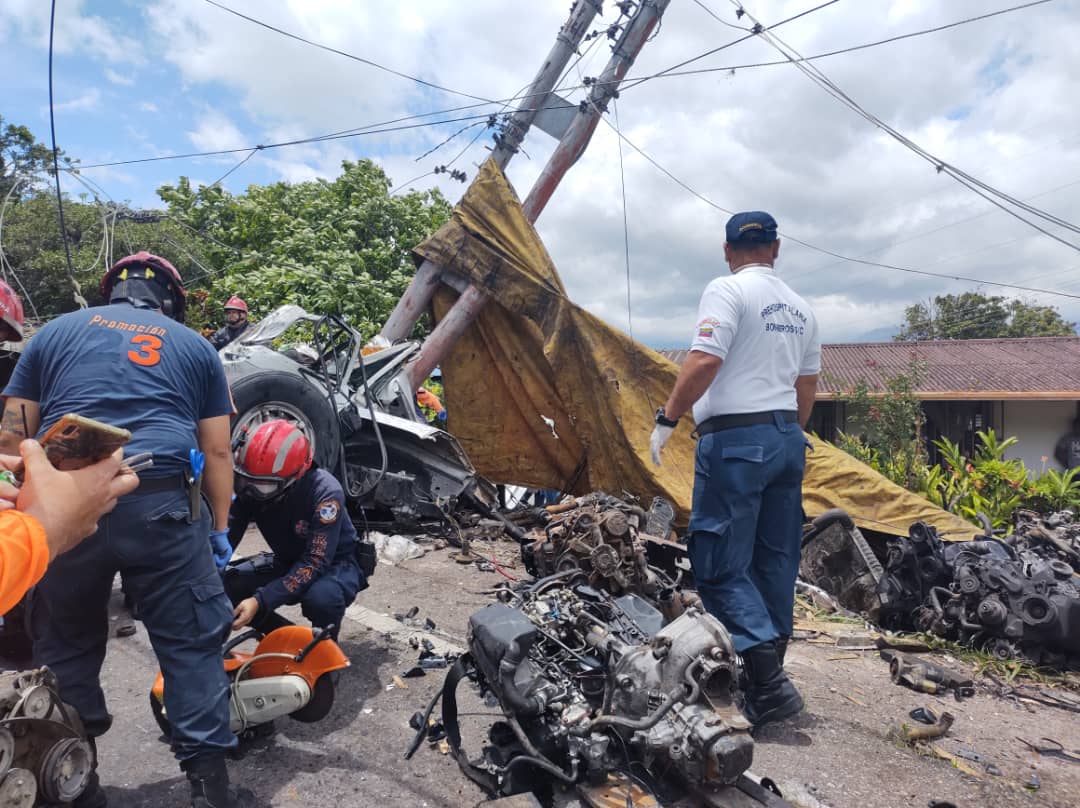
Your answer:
[689,264,820,424]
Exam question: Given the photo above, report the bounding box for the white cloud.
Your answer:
[186,108,248,153]
[138,101,159,113]
[104,68,135,86]
[48,88,102,114]
[19,0,1078,344]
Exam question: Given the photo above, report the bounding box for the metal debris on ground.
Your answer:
[901,710,954,743]
[880,650,974,699]
[0,667,95,806]
[511,491,694,614]
[801,508,1080,668]
[423,573,775,806]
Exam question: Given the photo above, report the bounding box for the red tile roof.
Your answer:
[659,337,1080,400]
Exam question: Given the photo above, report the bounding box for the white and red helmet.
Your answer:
[224,296,248,314]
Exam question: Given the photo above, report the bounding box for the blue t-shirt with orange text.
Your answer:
[4,304,233,476]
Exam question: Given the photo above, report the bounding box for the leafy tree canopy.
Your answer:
[894,291,1076,341]
[1,115,452,338]
[157,159,452,340]
[1,114,75,200]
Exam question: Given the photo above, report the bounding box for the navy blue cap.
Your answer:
[726,211,778,244]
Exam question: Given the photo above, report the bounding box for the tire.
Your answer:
[230,371,339,470]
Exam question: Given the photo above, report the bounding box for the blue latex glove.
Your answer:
[210,529,232,570]
[436,409,447,422]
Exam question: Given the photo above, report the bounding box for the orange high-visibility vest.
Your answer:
[0,511,48,615]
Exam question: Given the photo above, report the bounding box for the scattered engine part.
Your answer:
[0,668,94,806]
[519,492,680,602]
[1011,510,1080,574]
[878,523,1080,666]
[880,650,974,699]
[901,710,954,743]
[803,513,1080,668]
[799,509,887,620]
[442,578,753,802]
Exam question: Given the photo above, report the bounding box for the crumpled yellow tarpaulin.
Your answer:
[414,159,977,540]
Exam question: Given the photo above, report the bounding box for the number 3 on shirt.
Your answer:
[128,334,163,367]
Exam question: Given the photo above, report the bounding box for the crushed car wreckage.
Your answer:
[219,305,497,530]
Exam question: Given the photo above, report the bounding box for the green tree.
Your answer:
[0,191,214,328]
[833,355,928,489]
[894,291,1075,341]
[157,159,452,339]
[1,115,75,200]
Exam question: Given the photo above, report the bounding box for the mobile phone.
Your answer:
[37,414,132,471]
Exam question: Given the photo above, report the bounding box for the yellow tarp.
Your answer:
[415,159,976,540]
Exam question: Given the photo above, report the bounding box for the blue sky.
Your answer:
[3,0,1080,346]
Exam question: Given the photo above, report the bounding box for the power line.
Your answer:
[71,106,564,171]
[722,1,1080,252]
[210,146,262,187]
[691,0,751,31]
[621,0,842,92]
[600,115,1080,302]
[47,0,86,309]
[657,0,1055,83]
[201,0,494,103]
[612,99,635,340]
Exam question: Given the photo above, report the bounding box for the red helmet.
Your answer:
[224,296,248,313]
[234,419,313,500]
[101,252,187,322]
[0,280,25,342]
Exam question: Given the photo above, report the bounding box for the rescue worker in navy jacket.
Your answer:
[226,420,364,638]
[0,252,254,808]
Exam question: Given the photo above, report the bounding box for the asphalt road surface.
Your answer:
[6,534,1080,808]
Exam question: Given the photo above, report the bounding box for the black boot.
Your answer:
[775,635,790,668]
[740,641,804,727]
[182,754,257,808]
[74,770,107,808]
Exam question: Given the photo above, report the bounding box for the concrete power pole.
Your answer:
[379,0,602,344]
[392,0,672,392]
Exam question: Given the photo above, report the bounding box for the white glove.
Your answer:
[650,424,674,467]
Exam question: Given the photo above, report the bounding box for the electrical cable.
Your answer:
[47,0,86,309]
[691,0,751,30]
[648,0,1055,83]
[598,115,1080,302]
[620,0,841,92]
[202,0,494,103]
[612,99,635,340]
[414,120,487,163]
[722,1,1080,251]
[211,146,262,187]
[0,176,42,321]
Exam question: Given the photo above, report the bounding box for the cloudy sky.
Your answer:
[3,0,1079,347]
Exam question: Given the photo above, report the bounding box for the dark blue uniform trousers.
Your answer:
[223,558,362,635]
[29,487,236,760]
[686,414,806,653]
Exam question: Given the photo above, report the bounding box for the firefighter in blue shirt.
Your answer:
[0,252,254,808]
[226,420,364,638]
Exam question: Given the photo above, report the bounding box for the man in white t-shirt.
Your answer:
[650,211,820,727]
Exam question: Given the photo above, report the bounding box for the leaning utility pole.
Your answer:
[378,0,672,395]
[379,0,602,344]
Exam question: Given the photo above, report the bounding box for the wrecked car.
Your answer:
[219,305,496,528]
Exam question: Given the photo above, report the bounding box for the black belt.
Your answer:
[133,473,189,495]
[695,410,798,436]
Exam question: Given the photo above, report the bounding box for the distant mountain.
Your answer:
[853,324,898,343]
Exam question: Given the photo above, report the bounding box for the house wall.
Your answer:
[1001,400,1078,473]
